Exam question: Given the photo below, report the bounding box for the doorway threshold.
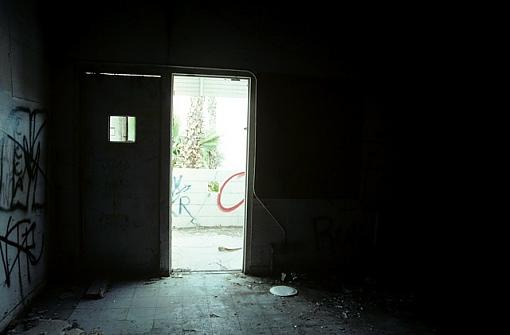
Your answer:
[171,269,242,274]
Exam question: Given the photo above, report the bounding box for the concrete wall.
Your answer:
[172,168,245,228]
[44,2,437,298]
[44,2,385,273]
[0,0,49,331]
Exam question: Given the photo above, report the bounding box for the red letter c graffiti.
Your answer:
[217,172,246,212]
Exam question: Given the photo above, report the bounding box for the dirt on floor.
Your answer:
[2,270,439,334]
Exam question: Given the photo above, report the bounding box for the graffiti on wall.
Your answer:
[0,216,43,287]
[312,214,366,265]
[0,107,46,289]
[0,107,46,211]
[171,174,197,225]
[171,169,246,228]
[217,172,245,212]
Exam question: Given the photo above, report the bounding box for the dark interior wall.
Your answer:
[255,74,363,198]
[0,0,49,331]
[41,0,439,317]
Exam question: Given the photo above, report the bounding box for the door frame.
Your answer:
[77,63,257,275]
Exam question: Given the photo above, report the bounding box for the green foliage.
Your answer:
[200,133,222,169]
[171,96,222,169]
[208,180,219,193]
[171,117,181,167]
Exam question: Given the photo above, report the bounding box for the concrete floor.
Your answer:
[172,227,243,271]
[5,273,437,335]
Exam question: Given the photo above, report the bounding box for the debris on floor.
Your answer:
[171,269,192,277]
[214,261,229,270]
[280,272,299,283]
[281,272,287,282]
[4,273,437,334]
[143,277,164,285]
[58,292,76,299]
[6,319,85,335]
[269,285,298,297]
[85,279,109,299]
[6,317,40,332]
[172,227,243,270]
[217,246,242,252]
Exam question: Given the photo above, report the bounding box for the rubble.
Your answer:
[85,280,108,299]
[7,319,85,335]
[217,246,242,252]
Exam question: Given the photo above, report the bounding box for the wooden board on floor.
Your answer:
[85,279,108,299]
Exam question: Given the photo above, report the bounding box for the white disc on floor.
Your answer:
[269,285,298,297]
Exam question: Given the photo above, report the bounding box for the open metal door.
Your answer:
[80,72,170,276]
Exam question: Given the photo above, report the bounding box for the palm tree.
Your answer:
[172,96,222,169]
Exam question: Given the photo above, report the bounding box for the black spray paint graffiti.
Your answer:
[0,216,43,287]
[171,175,197,225]
[0,107,46,211]
[0,106,46,289]
[313,214,368,266]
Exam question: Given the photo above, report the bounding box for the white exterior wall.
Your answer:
[172,168,245,228]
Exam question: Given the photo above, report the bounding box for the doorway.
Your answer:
[170,74,250,271]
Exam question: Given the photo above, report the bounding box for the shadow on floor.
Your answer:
[3,272,439,334]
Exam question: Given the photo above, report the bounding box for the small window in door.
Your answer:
[109,116,136,142]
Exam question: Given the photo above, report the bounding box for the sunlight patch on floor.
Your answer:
[172,227,243,271]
